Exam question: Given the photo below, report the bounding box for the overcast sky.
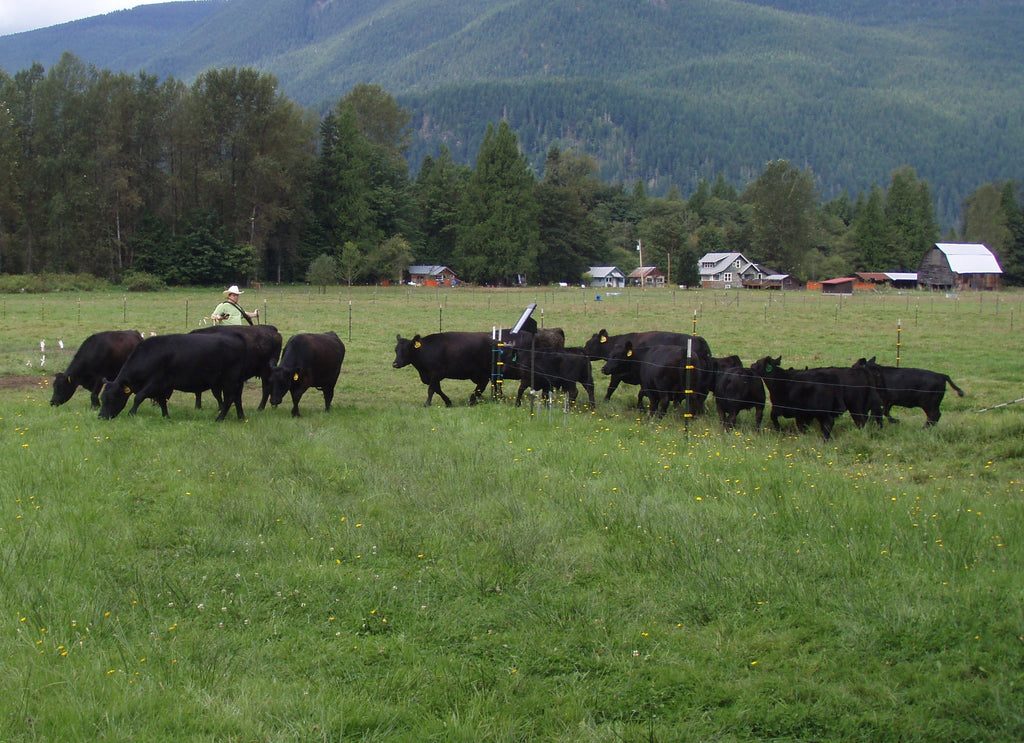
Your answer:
[0,0,166,36]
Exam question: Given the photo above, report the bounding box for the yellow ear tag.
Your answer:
[292,372,299,381]
[122,385,131,394]
[600,336,607,343]
[414,340,422,349]
[66,376,72,384]
[626,349,633,357]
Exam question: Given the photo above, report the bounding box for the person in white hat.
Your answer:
[211,285,258,325]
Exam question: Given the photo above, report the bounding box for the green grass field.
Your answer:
[1,285,1022,741]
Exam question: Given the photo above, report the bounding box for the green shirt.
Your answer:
[213,300,246,325]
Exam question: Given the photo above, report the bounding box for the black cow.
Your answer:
[51,330,142,408]
[602,342,690,418]
[191,325,283,410]
[584,329,714,413]
[393,331,497,407]
[99,333,247,420]
[519,317,566,350]
[714,365,765,429]
[750,356,846,440]
[503,341,596,408]
[268,332,345,416]
[817,364,884,428]
[854,357,964,426]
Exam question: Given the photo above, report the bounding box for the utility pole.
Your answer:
[636,239,644,291]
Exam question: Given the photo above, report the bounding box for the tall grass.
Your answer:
[1,285,1022,740]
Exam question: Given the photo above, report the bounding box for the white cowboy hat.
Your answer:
[223,285,244,296]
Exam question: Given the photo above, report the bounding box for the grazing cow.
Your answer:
[502,340,596,408]
[268,332,345,416]
[191,324,283,410]
[99,333,247,420]
[750,356,846,440]
[584,329,714,413]
[51,330,142,408]
[714,365,765,429]
[393,331,499,407]
[854,357,964,426]
[601,342,690,418]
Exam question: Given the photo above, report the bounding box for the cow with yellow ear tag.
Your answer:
[268,332,345,417]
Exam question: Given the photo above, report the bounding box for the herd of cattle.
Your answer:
[49,326,344,420]
[392,323,964,440]
[48,321,965,440]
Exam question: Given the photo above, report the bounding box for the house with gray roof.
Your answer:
[407,265,460,286]
[587,266,626,288]
[699,252,780,289]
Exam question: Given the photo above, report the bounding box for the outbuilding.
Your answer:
[886,272,919,290]
[917,243,1002,291]
[821,277,856,295]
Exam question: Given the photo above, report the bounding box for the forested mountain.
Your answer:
[2,0,1022,226]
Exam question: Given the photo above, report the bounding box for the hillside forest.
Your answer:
[2,54,1023,289]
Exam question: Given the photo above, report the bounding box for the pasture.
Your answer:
[1,285,1023,741]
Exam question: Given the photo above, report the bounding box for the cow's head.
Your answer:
[498,333,533,376]
[750,355,783,377]
[601,340,634,377]
[98,379,130,419]
[392,334,420,368]
[853,357,885,390]
[50,372,75,406]
[267,365,299,407]
[583,329,611,360]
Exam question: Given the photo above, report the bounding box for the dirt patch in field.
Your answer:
[0,375,48,390]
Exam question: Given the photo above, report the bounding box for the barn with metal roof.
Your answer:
[917,243,1002,291]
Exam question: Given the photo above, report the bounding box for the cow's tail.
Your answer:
[945,376,965,397]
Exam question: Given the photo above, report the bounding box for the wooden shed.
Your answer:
[821,277,856,295]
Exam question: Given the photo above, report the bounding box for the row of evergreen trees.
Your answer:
[2,54,1023,287]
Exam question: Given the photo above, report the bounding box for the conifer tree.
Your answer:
[455,121,539,284]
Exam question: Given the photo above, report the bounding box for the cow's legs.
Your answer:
[290,388,304,417]
[257,376,272,411]
[426,382,452,407]
[468,378,489,406]
[818,415,835,441]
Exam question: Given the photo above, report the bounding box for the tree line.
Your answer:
[2,54,1023,289]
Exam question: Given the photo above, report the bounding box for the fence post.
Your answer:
[895,318,902,367]
[683,337,694,434]
[491,327,505,400]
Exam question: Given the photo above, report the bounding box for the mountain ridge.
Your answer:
[1,0,1022,225]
